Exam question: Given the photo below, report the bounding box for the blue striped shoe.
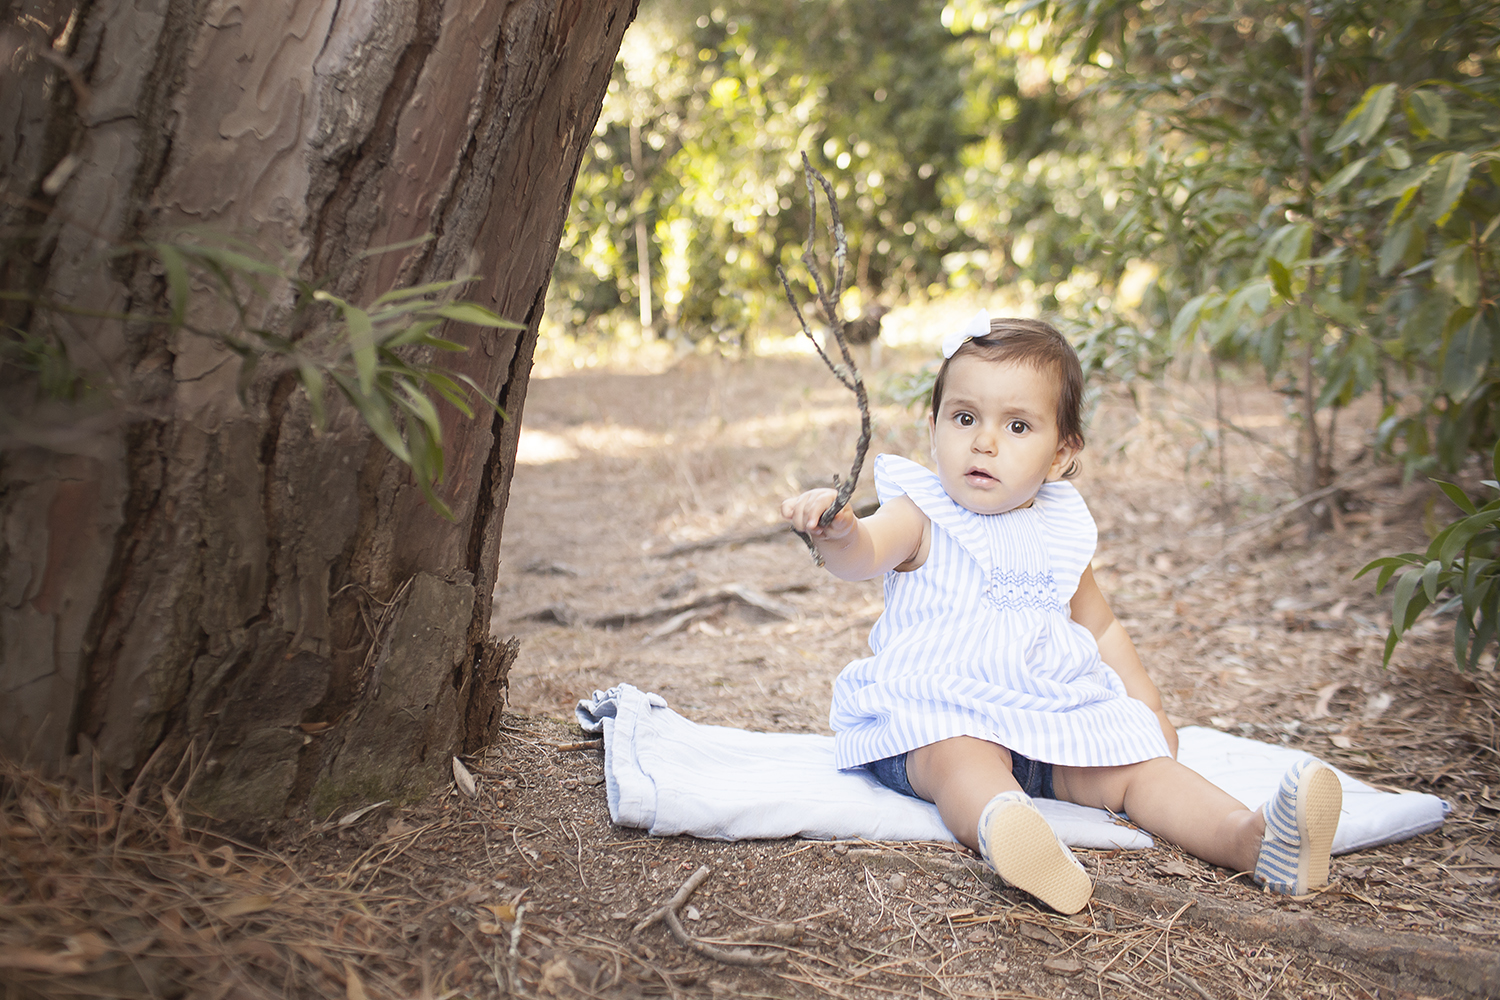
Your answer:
[977,790,1093,914]
[1255,758,1343,895]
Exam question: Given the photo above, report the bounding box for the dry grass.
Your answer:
[5,348,1499,998]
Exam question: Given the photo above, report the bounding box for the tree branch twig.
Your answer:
[634,865,785,967]
[775,152,872,565]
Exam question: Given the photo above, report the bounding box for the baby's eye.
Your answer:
[1008,419,1029,434]
[956,412,975,427]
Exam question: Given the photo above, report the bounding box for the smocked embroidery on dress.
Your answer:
[829,454,1171,771]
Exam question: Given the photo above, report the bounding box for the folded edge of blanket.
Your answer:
[577,684,1153,848]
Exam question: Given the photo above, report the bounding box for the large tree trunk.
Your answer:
[0,0,634,825]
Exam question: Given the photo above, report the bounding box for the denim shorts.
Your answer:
[863,746,1055,801]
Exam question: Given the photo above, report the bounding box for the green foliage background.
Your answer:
[550,0,1499,664]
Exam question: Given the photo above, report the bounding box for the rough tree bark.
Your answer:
[0,0,636,825]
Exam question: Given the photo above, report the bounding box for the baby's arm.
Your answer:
[1070,566,1179,757]
[780,489,929,581]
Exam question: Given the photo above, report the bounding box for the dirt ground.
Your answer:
[6,346,1500,999]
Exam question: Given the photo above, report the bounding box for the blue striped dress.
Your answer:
[830,454,1171,771]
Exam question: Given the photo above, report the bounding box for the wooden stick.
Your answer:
[774,152,872,565]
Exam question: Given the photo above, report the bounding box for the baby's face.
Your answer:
[928,354,1077,515]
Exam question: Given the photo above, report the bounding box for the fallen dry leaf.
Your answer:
[482,902,518,922]
[1310,681,1343,718]
[344,959,368,1000]
[1017,922,1064,947]
[0,945,87,975]
[453,756,478,799]
[214,894,276,918]
[1156,858,1197,878]
[1043,955,1084,975]
[337,800,390,828]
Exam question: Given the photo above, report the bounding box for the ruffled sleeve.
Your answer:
[872,454,993,571]
[874,453,944,506]
[1032,480,1098,602]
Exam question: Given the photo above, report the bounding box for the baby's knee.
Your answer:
[907,737,1013,794]
[1056,756,1173,811]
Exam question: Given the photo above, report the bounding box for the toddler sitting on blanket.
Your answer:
[781,313,1342,914]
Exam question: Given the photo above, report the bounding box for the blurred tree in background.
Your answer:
[995,0,1499,492]
[549,0,1497,667]
[551,0,1496,488]
[550,0,977,347]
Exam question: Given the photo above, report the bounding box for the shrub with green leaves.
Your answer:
[1358,441,1500,671]
[3,232,520,520]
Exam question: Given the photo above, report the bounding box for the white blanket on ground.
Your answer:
[576,684,1449,853]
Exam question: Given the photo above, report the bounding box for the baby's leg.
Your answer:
[905,735,1021,850]
[909,737,1091,914]
[1054,758,1264,873]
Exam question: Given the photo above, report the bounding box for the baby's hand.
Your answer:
[781,488,857,543]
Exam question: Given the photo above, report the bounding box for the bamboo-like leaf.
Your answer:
[371,278,467,306]
[1436,480,1478,516]
[332,372,410,464]
[1460,559,1492,623]
[368,298,450,325]
[1382,627,1401,667]
[1438,508,1500,569]
[1421,559,1444,602]
[187,244,284,279]
[357,233,436,261]
[344,303,377,395]
[1390,570,1430,639]
[381,320,443,349]
[393,390,447,499]
[419,371,477,418]
[1355,553,1422,594]
[1471,605,1498,672]
[452,372,507,419]
[298,361,328,431]
[431,302,523,329]
[156,244,191,329]
[397,382,445,467]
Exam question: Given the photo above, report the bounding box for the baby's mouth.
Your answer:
[965,467,997,482]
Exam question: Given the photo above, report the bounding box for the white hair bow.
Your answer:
[941,310,991,359]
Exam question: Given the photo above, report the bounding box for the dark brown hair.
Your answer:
[929,317,1085,478]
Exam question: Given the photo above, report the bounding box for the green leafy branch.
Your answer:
[1357,440,1500,671]
[3,232,521,520]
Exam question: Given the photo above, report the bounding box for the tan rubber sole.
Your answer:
[1299,765,1343,890]
[984,803,1093,915]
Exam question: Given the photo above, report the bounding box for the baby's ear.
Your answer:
[1048,439,1082,480]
